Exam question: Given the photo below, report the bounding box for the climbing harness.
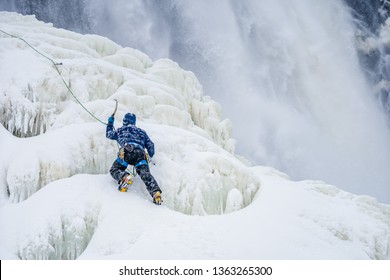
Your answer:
[116,147,137,177]
[135,159,148,168]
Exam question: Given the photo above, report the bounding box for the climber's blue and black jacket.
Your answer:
[106,113,155,158]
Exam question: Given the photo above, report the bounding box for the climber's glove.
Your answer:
[108,115,115,124]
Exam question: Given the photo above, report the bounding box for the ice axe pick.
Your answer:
[112,99,118,117]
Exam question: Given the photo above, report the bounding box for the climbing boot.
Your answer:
[118,174,133,192]
[153,191,162,205]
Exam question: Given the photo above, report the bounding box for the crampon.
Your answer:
[153,191,162,205]
[118,174,133,192]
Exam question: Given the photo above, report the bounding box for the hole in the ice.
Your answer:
[166,184,259,216]
[17,207,100,260]
[156,165,261,216]
[1,85,56,138]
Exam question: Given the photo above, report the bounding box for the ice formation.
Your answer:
[0,12,389,260]
[0,12,251,211]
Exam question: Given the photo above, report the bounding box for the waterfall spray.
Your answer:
[1,0,390,202]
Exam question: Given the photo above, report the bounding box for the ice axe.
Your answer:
[112,99,118,117]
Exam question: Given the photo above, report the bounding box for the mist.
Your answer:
[1,0,390,202]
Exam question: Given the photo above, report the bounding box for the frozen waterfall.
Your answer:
[1,0,390,202]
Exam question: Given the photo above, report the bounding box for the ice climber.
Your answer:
[106,112,162,204]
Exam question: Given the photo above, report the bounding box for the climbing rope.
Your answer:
[0,28,107,125]
[1,28,152,175]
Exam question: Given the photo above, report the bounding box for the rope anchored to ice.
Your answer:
[0,28,109,125]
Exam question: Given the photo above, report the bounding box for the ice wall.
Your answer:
[3,0,388,202]
[1,12,389,261]
[0,12,256,215]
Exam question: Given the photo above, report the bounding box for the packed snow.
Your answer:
[0,12,389,260]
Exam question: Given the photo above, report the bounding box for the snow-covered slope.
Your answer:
[0,12,389,260]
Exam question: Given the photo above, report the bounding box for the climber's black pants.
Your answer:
[110,145,161,197]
